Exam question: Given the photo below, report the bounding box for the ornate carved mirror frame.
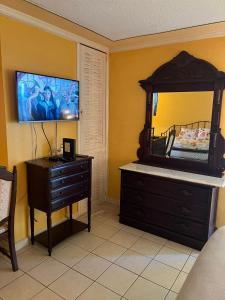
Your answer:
[137,51,225,177]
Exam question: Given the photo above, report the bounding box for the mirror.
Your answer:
[151,91,213,162]
[137,51,225,177]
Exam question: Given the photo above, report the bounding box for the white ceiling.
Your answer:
[27,0,225,41]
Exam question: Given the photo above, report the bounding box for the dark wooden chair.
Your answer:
[0,166,18,271]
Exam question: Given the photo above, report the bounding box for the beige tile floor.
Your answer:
[0,202,199,300]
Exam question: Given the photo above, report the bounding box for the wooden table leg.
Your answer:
[47,212,52,256]
[88,197,91,232]
[69,204,73,222]
[30,207,35,245]
[88,159,92,232]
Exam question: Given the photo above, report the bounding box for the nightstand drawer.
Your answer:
[51,191,89,211]
[49,172,89,189]
[49,162,89,178]
[50,181,88,200]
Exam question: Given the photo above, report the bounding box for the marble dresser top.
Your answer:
[120,163,225,188]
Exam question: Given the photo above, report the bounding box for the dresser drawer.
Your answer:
[51,190,88,211]
[122,171,210,202]
[120,203,208,241]
[50,181,88,200]
[121,188,210,223]
[49,172,89,189]
[49,162,89,178]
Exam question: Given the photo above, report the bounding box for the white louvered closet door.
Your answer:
[79,45,107,210]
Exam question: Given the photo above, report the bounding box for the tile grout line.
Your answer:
[0,243,90,298]
[122,239,174,296]
[16,255,71,299]
[80,206,194,296]
[28,242,123,298]
[0,205,196,299]
[46,242,128,298]
[0,207,106,295]
[29,285,46,300]
[88,229,168,298]
[25,262,69,289]
[67,227,173,297]
[0,268,25,290]
[76,280,123,299]
[30,286,64,300]
[94,215,195,296]
[163,253,192,295]
[0,249,187,299]
[33,234,191,297]
[1,242,54,288]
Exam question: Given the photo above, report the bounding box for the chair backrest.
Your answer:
[0,166,17,224]
[165,130,176,156]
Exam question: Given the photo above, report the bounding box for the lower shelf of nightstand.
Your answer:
[34,219,88,249]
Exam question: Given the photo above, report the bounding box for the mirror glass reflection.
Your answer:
[151,91,213,162]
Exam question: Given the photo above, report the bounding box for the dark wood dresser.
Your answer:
[26,155,93,255]
[119,163,223,250]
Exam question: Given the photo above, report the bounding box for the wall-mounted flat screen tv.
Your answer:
[16,71,79,122]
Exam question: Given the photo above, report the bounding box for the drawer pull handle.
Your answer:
[182,224,189,230]
[177,221,189,229]
[181,207,191,215]
[136,195,143,202]
[181,189,192,197]
[177,202,185,208]
[137,210,143,217]
[137,180,144,186]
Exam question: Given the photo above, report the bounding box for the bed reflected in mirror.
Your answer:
[151,91,213,162]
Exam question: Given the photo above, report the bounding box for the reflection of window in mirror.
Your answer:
[151,91,213,162]
[152,93,158,116]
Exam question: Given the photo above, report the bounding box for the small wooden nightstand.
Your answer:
[26,155,93,255]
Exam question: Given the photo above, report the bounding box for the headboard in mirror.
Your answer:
[137,51,225,177]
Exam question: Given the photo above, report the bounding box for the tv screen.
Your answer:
[16,71,79,122]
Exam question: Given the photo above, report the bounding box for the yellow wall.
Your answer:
[1,8,225,243]
[152,92,213,135]
[0,0,111,48]
[0,40,8,165]
[0,16,77,241]
[109,37,225,227]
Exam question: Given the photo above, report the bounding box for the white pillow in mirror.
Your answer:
[179,128,198,140]
[197,128,210,140]
[0,224,8,234]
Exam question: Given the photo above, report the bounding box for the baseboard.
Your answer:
[15,201,119,251]
[15,237,30,251]
[16,201,120,252]
[16,215,81,252]
[72,212,80,219]
[106,197,120,206]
